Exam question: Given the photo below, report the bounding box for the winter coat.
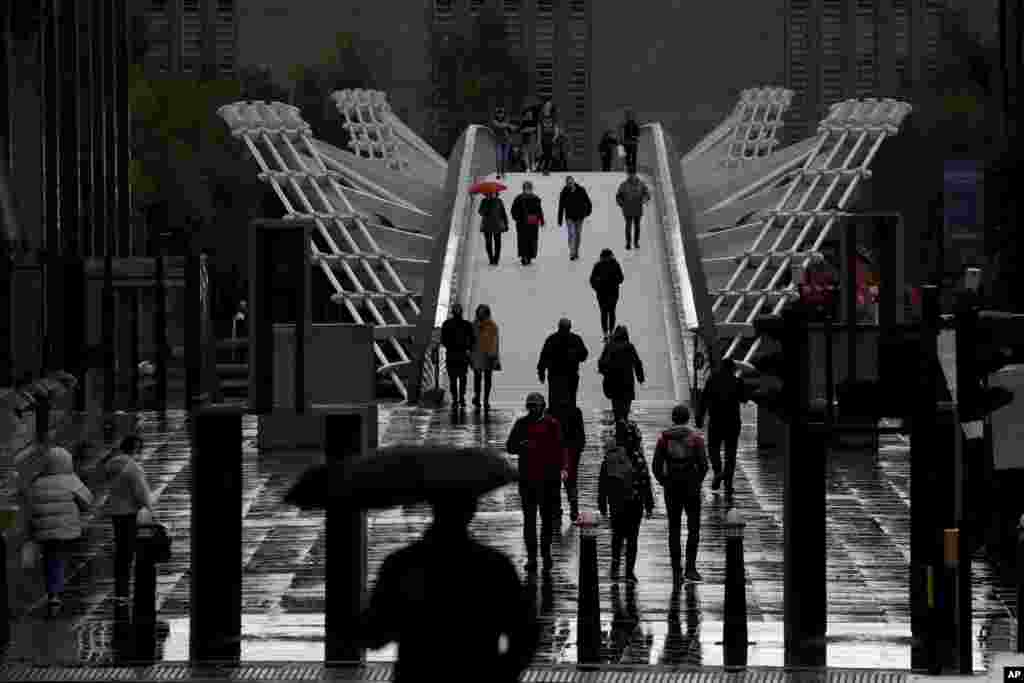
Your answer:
[598,446,655,515]
[589,258,625,297]
[652,425,708,492]
[22,446,94,541]
[492,115,515,143]
[102,454,154,516]
[471,319,500,371]
[510,193,545,228]
[441,316,476,366]
[599,133,618,158]
[696,370,745,431]
[537,330,589,378]
[616,178,651,218]
[539,116,558,141]
[800,266,837,306]
[357,528,539,683]
[621,119,640,145]
[557,185,592,224]
[599,341,645,401]
[506,414,569,483]
[548,404,585,455]
[479,196,509,234]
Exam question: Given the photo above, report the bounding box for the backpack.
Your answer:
[663,432,707,484]
[604,446,635,504]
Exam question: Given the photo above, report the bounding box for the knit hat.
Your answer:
[525,392,545,408]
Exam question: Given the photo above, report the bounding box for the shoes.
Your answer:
[626,243,631,250]
[483,401,491,412]
[521,258,527,265]
[684,569,703,583]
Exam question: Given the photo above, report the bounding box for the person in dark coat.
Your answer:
[598,420,655,582]
[491,106,515,179]
[440,303,476,408]
[598,325,645,421]
[652,404,708,583]
[510,181,545,266]
[355,496,540,683]
[557,176,593,261]
[478,191,509,266]
[538,114,559,175]
[549,399,585,522]
[620,109,641,174]
[589,249,625,342]
[537,318,589,407]
[599,130,618,172]
[615,171,651,250]
[506,393,568,573]
[518,102,540,172]
[695,357,745,494]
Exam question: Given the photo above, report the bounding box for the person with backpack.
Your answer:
[548,399,585,522]
[652,404,708,583]
[557,176,593,261]
[510,181,545,266]
[598,325,645,421]
[506,393,568,573]
[695,357,745,494]
[491,106,516,179]
[615,171,651,250]
[598,420,654,583]
[589,249,625,342]
[440,303,476,408]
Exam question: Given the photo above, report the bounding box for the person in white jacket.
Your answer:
[21,443,94,613]
[100,435,154,603]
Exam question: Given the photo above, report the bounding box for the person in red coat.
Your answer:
[506,392,568,573]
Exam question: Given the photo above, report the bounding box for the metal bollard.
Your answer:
[1017,515,1024,653]
[576,511,601,664]
[0,504,17,647]
[133,522,160,662]
[724,507,748,668]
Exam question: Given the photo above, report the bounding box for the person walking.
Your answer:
[598,325,645,421]
[598,420,654,583]
[440,303,476,408]
[510,181,545,266]
[97,435,155,603]
[695,357,745,494]
[537,317,589,408]
[491,106,516,179]
[598,130,618,172]
[538,112,559,175]
[557,176,593,261]
[20,442,94,614]
[506,393,569,573]
[652,404,708,584]
[355,496,540,683]
[620,109,641,174]
[518,102,539,172]
[589,249,625,341]
[615,171,651,250]
[470,304,500,412]
[549,399,585,522]
[478,190,509,266]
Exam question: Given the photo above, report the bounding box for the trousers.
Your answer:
[610,502,644,574]
[484,232,503,264]
[625,215,641,245]
[597,292,618,334]
[708,422,740,489]
[112,514,138,598]
[565,220,583,258]
[520,479,561,562]
[664,486,701,571]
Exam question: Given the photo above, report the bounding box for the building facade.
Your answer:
[136,0,238,76]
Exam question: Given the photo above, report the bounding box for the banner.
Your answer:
[943,160,984,272]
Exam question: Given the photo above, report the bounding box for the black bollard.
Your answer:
[576,511,601,664]
[133,520,159,662]
[190,408,244,664]
[723,507,748,668]
[0,514,11,647]
[1018,515,1024,654]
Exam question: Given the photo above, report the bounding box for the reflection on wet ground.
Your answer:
[0,405,1017,670]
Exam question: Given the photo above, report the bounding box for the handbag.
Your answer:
[21,539,40,570]
[490,354,502,372]
[616,144,626,158]
[137,507,172,563]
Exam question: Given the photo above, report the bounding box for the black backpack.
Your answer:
[662,432,708,485]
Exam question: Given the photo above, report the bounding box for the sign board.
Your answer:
[943,160,985,272]
[991,365,1024,470]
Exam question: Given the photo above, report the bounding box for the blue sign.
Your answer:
[943,160,980,227]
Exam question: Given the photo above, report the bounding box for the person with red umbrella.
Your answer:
[510,181,545,266]
[477,188,509,266]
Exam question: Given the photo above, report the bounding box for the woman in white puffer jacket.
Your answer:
[22,444,94,612]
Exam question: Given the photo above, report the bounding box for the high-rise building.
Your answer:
[137,0,238,76]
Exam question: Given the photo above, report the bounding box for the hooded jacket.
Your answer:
[441,315,475,362]
[22,446,94,541]
[599,340,645,400]
[652,425,708,490]
[616,178,651,218]
[695,370,745,430]
[102,453,155,516]
[590,258,625,297]
[598,445,655,515]
[506,414,568,483]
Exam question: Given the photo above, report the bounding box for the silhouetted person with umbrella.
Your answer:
[356,496,540,682]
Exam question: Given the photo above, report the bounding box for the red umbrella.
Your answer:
[469,180,507,195]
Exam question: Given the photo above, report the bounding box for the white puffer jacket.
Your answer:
[102,454,153,516]
[23,446,94,541]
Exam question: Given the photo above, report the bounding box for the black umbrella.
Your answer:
[283,446,519,511]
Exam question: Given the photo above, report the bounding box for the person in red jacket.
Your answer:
[506,392,568,573]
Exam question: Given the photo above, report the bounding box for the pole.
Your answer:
[576,511,600,664]
[154,245,168,410]
[825,314,835,427]
[324,411,368,665]
[845,218,857,383]
[130,287,140,407]
[189,407,243,664]
[954,298,976,674]
[1017,514,1024,653]
[132,522,159,662]
[0,524,10,647]
[185,228,199,411]
[723,507,748,668]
